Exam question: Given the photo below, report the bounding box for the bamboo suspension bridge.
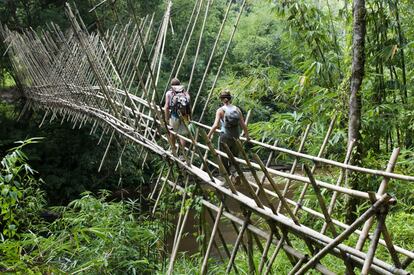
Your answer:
[2,1,414,274]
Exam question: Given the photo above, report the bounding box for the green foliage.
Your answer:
[0,138,46,239]
[0,103,150,204]
[0,192,163,274]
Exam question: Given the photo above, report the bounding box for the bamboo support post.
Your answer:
[258,231,273,274]
[321,139,355,234]
[98,129,115,172]
[296,194,393,275]
[361,209,386,275]
[152,165,173,215]
[200,203,224,275]
[226,214,250,274]
[293,116,336,215]
[252,154,300,225]
[222,143,264,208]
[356,148,400,250]
[277,123,311,212]
[167,204,192,275]
[304,164,355,274]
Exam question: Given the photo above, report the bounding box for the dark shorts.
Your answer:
[219,134,239,173]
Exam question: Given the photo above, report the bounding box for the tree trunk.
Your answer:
[345,0,367,224]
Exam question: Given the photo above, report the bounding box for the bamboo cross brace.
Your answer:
[199,130,238,193]
[264,234,286,274]
[252,154,300,225]
[258,230,273,274]
[277,123,311,213]
[304,164,355,274]
[295,193,393,275]
[380,218,402,268]
[225,211,250,274]
[152,165,173,215]
[293,116,337,215]
[356,148,400,250]
[150,163,166,200]
[269,223,298,266]
[361,203,387,275]
[221,143,265,208]
[204,204,239,273]
[235,139,277,213]
[200,202,224,275]
[197,186,241,274]
[172,175,190,246]
[98,129,115,172]
[321,139,355,234]
[288,255,308,275]
[167,195,192,274]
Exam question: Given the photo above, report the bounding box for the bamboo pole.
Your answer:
[361,210,386,275]
[167,203,192,275]
[277,123,311,212]
[295,194,393,275]
[198,0,247,122]
[293,116,337,215]
[187,0,211,92]
[321,139,355,234]
[253,154,300,225]
[191,0,233,112]
[304,164,355,274]
[222,143,264,208]
[200,203,223,275]
[258,231,273,274]
[226,214,250,273]
[98,129,115,172]
[356,148,400,250]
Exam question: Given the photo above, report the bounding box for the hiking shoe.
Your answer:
[234,175,241,185]
[229,174,241,186]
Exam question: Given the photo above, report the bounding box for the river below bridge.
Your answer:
[166,170,296,257]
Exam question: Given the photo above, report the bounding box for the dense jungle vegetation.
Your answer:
[1,0,414,273]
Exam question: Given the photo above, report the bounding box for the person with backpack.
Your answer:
[207,90,250,180]
[164,78,191,153]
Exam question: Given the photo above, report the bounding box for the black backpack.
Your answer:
[169,86,190,117]
[223,106,240,128]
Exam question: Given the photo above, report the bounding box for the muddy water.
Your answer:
[166,171,295,256]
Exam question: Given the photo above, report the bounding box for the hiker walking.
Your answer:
[164,78,191,152]
[207,90,249,180]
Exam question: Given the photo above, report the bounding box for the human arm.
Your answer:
[164,92,171,122]
[207,108,222,139]
[239,109,250,140]
[186,90,192,120]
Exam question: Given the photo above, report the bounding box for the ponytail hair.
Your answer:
[219,90,232,103]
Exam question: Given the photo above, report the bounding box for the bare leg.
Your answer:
[170,133,177,153]
[179,137,186,149]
